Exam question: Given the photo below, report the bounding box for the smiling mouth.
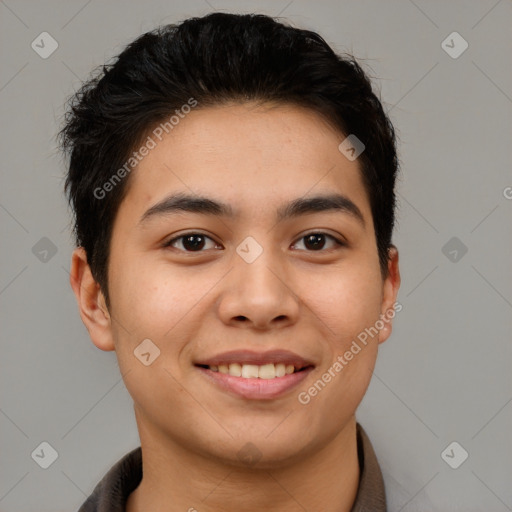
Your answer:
[195,363,312,379]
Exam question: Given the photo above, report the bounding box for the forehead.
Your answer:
[119,102,372,225]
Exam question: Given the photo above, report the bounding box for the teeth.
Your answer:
[258,363,275,379]
[228,363,242,377]
[275,363,286,377]
[208,362,301,379]
[241,364,259,378]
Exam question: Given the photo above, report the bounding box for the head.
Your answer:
[61,12,400,467]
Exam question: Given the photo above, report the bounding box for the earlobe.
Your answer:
[70,247,115,352]
[378,245,401,344]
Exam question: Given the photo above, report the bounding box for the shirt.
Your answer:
[77,423,386,511]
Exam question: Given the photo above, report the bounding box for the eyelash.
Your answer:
[162,232,345,253]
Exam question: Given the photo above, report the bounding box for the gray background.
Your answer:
[1,0,511,511]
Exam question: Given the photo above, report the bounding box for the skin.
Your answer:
[70,102,400,512]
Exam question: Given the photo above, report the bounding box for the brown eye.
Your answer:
[292,233,344,251]
[304,234,326,250]
[164,233,219,252]
[182,235,206,251]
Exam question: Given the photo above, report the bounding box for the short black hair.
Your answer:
[60,12,399,307]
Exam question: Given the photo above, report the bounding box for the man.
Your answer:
[60,11,401,511]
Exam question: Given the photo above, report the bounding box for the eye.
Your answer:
[164,233,221,252]
[291,232,345,251]
[163,231,344,253]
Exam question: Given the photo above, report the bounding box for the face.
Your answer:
[72,102,400,468]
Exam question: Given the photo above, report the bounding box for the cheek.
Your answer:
[108,264,200,412]
[110,259,197,337]
[301,263,383,405]
[306,264,384,344]
[108,259,220,377]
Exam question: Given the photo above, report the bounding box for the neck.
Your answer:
[127,416,360,512]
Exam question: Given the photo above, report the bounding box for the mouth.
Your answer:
[196,362,311,379]
[194,350,315,400]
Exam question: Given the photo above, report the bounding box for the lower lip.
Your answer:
[196,366,314,400]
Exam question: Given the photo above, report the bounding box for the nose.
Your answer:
[217,248,300,331]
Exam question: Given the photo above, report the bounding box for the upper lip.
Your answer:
[195,349,315,368]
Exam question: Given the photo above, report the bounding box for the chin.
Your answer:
[209,430,317,470]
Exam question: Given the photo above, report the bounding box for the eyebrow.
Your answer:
[139,192,365,228]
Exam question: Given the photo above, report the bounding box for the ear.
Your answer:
[378,245,401,344]
[69,247,115,351]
